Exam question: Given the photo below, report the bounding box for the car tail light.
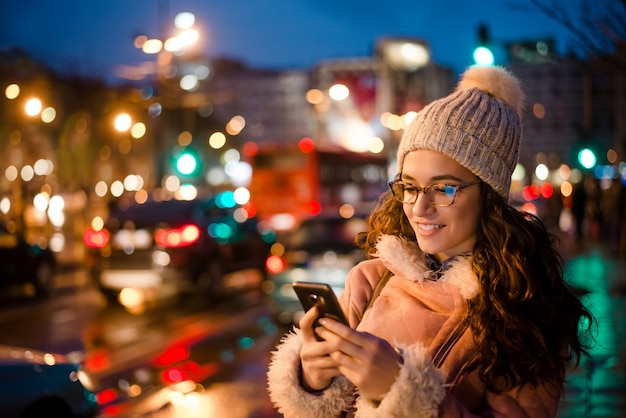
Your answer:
[83,228,110,248]
[155,224,201,248]
[266,255,285,274]
[96,388,118,405]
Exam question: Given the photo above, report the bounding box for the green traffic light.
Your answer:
[473,46,494,66]
[578,148,596,169]
[473,24,493,66]
[176,152,198,175]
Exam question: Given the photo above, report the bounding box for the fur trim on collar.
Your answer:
[374,235,480,299]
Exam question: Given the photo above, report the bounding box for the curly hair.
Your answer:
[356,183,594,393]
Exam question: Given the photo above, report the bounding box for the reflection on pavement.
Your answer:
[558,241,626,417]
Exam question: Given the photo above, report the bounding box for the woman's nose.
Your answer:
[410,192,435,216]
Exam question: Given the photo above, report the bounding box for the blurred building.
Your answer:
[505,39,625,240]
[507,39,619,174]
[207,58,315,146]
[207,38,455,167]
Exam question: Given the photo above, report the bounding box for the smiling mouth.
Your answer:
[418,223,443,231]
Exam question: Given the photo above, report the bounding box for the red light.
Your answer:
[243,141,259,157]
[540,182,553,198]
[102,404,129,416]
[84,352,109,371]
[299,137,315,153]
[155,224,201,248]
[161,361,218,384]
[83,228,110,248]
[96,388,118,405]
[266,255,285,274]
[521,202,537,215]
[243,202,257,217]
[182,360,200,374]
[162,367,187,383]
[530,184,541,199]
[305,200,321,216]
[155,345,190,366]
[522,184,541,201]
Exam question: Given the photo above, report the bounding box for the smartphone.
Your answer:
[292,281,349,328]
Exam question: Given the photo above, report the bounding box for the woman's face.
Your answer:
[401,150,482,262]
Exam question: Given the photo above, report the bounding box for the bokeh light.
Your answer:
[25,98,42,116]
[5,83,19,99]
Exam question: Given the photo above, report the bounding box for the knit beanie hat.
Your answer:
[397,65,525,199]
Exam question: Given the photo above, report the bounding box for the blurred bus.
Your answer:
[247,143,389,231]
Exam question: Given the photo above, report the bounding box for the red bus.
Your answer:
[247,143,389,231]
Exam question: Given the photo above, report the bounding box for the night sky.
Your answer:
[1,0,579,83]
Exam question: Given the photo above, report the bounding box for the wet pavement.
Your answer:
[555,235,626,417]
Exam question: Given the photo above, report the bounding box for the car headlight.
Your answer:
[74,369,96,392]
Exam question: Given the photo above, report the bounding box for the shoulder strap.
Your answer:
[365,268,392,312]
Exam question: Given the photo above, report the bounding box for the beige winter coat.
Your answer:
[267,235,561,417]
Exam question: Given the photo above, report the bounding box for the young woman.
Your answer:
[267,65,593,417]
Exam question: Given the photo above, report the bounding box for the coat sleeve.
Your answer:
[266,327,356,418]
[353,342,446,418]
[353,342,560,418]
[438,381,560,418]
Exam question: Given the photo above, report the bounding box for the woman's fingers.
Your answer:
[299,305,320,342]
[316,319,402,399]
[299,306,344,390]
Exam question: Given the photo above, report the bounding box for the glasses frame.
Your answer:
[389,179,481,207]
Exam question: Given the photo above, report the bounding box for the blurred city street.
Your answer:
[554,233,626,417]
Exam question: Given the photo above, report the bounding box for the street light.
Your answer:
[378,38,430,71]
[131,12,206,189]
[135,12,199,56]
[24,97,43,117]
[114,113,132,132]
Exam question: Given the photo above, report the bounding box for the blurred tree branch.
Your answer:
[527,0,626,71]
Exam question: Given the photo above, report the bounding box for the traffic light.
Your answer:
[577,148,596,169]
[473,24,494,66]
[173,148,202,176]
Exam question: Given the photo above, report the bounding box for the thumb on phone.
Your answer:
[300,304,320,341]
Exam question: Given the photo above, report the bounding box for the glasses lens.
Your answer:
[390,182,405,202]
[390,181,415,203]
[390,182,468,206]
[426,184,457,206]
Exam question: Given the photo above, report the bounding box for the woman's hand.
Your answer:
[316,317,403,400]
[299,305,343,391]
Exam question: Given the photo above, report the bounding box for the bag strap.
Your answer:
[365,268,392,312]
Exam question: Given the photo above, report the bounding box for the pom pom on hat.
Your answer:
[397,65,525,199]
[457,65,525,116]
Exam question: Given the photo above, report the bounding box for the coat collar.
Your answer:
[373,235,480,300]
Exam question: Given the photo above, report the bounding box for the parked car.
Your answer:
[0,223,56,298]
[0,344,99,418]
[83,194,274,305]
[262,215,368,325]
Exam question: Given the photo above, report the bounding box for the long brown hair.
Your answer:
[356,184,594,393]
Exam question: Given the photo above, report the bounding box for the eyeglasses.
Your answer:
[389,180,481,207]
